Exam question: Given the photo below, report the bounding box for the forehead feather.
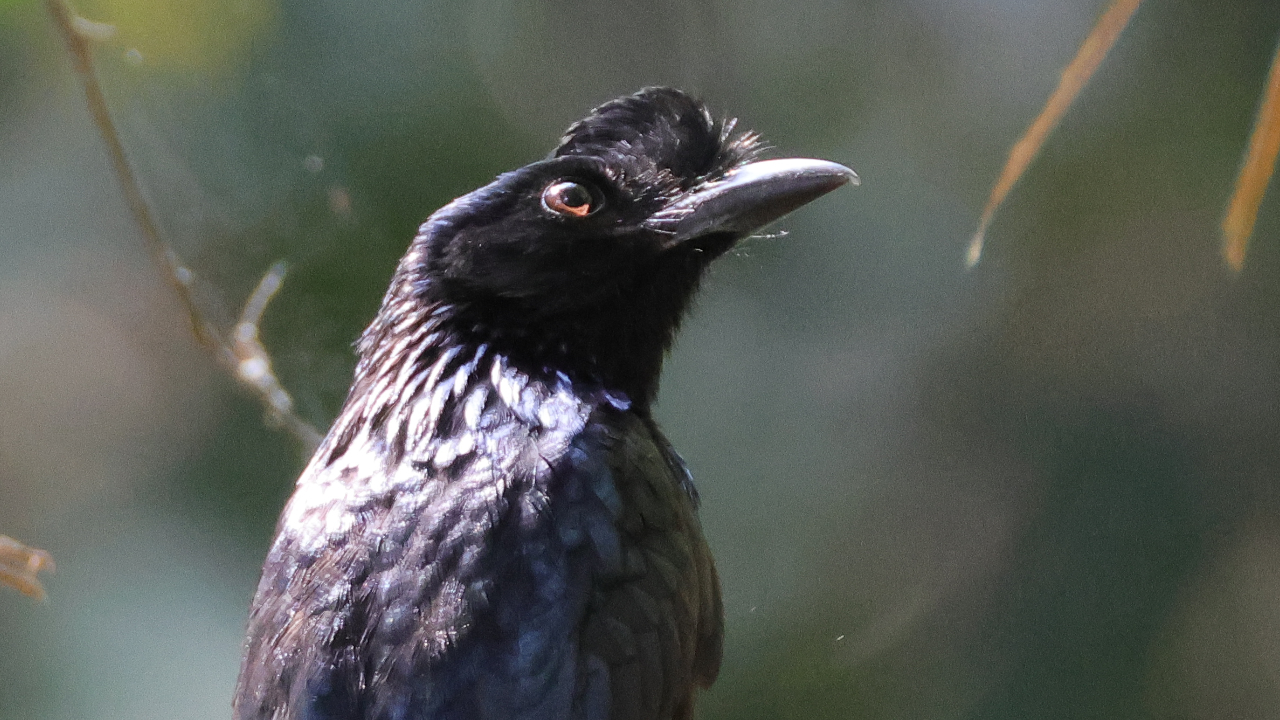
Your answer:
[553,87,762,188]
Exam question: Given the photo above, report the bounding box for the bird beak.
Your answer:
[648,158,858,247]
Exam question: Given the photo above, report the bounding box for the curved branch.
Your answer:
[47,0,322,453]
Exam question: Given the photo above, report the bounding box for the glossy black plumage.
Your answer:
[234,87,855,720]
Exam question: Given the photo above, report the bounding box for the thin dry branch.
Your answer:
[1223,42,1280,272]
[967,0,1145,268]
[0,536,55,601]
[232,263,323,447]
[47,0,322,452]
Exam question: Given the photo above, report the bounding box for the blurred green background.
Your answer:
[2,0,1280,717]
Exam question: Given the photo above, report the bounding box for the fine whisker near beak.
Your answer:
[647,158,858,246]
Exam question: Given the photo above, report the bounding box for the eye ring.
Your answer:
[542,180,602,218]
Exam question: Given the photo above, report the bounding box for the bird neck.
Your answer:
[355,305,654,412]
[321,304,633,473]
[357,260,704,411]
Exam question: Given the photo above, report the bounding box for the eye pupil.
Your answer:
[543,180,600,217]
[561,184,590,207]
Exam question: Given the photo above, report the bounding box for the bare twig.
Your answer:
[0,536,55,601]
[46,0,218,348]
[1223,41,1280,272]
[967,0,1145,268]
[232,263,324,448]
[47,0,322,452]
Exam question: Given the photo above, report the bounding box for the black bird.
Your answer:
[234,87,856,720]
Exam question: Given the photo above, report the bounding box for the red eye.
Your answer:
[542,180,601,218]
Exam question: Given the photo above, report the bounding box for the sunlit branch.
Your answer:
[232,262,324,448]
[967,0,1145,268]
[46,0,321,453]
[1223,41,1280,272]
[0,536,55,601]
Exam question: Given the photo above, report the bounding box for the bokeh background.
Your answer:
[2,0,1280,717]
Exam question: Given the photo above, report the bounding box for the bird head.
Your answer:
[369,87,857,406]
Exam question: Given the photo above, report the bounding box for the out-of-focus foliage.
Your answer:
[968,0,1143,268]
[1223,45,1280,270]
[77,0,275,75]
[968,0,1280,272]
[2,1,1280,719]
